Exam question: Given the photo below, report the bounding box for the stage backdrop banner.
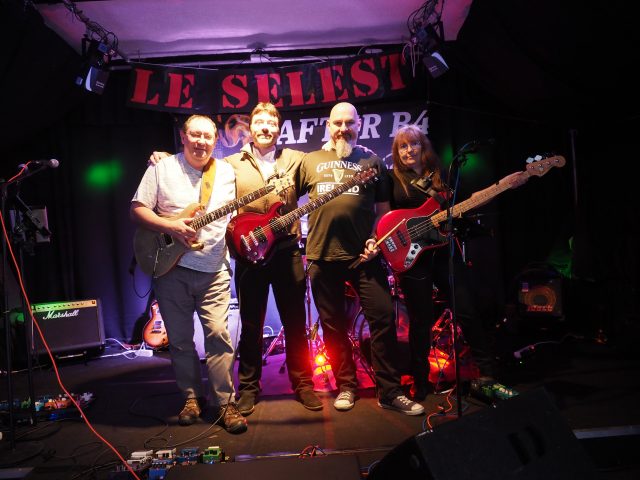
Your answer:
[127,51,421,114]
[209,101,430,165]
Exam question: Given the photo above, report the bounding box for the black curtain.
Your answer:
[2,0,638,346]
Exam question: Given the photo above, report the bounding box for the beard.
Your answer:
[335,138,354,159]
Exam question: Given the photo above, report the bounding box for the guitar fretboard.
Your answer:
[430,174,527,226]
[269,169,376,232]
[191,184,275,230]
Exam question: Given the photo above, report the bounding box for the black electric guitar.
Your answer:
[376,155,566,273]
[134,175,293,277]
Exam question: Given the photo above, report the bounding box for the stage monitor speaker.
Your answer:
[30,299,105,355]
[369,388,598,480]
[165,454,361,479]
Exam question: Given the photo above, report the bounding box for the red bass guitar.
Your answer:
[376,155,566,273]
[226,167,378,265]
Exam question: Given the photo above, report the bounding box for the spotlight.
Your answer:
[423,51,449,78]
[75,37,112,95]
[416,23,449,78]
[314,352,328,367]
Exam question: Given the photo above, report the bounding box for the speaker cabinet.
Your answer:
[369,388,598,480]
[518,277,563,317]
[30,299,105,355]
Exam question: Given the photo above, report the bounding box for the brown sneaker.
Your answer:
[215,403,248,434]
[178,398,201,426]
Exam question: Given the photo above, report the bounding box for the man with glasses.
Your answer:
[149,104,322,416]
[131,115,247,434]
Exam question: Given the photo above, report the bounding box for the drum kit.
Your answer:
[291,222,482,388]
[345,268,448,380]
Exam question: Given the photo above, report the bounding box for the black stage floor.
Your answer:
[1,332,640,479]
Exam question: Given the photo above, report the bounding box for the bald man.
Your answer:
[295,103,424,416]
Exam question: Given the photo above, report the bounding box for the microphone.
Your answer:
[457,138,495,155]
[20,159,60,169]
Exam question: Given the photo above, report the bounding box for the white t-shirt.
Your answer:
[131,153,236,273]
[253,146,277,180]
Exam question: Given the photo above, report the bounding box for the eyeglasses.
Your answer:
[186,130,215,141]
[398,141,421,153]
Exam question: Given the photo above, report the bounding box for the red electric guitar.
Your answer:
[142,300,168,349]
[226,167,378,265]
[376,155,566,273]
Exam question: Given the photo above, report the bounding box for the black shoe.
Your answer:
[178,398,201,426]
[296,389,323,411]
[377,395,425,416]
[214,403,248,434]
[237,393,256,416]
[411,383,429,402]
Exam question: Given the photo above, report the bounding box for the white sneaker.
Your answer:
[333,391,356,411]
[378,395,425,416]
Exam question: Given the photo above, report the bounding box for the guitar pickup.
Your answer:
[159,233,174,247]
[383,237,397,253]
[396,230,408,246]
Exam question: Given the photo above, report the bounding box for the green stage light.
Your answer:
[441,144,488,177]
[85,160,123,189]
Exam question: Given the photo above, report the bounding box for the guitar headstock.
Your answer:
[525,155,566,177]
[267,174,295,195]
[355,167,378,184]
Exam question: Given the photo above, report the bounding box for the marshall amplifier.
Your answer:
[30,299,105,356]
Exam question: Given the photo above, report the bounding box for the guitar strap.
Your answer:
[427,188,449,209]
[199,158,217,207]
[410,171,449,208]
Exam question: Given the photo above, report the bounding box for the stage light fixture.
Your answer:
[417,23,449,78]
[75,37,113,95]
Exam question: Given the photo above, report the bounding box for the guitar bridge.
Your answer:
[240,233,260,262]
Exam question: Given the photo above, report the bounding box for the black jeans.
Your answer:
[397,253,435,387]
[235,247,314,397]
[308,258,403,401]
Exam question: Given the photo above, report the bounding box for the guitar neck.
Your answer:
[276,175,365,229]
[431,172,527,226]
[191,185,275,230]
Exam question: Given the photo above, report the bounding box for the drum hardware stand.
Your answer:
[261,325,286,374]
[347,304,376,386]
[303,259,334,388]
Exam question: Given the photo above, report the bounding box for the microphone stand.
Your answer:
[445,148,467,418]
[1,167,49,451]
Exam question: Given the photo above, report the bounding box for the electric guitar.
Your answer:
[226,167,378,265]
[376,155,566,273]
[142,300,168,348]
[134,175,293,277]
